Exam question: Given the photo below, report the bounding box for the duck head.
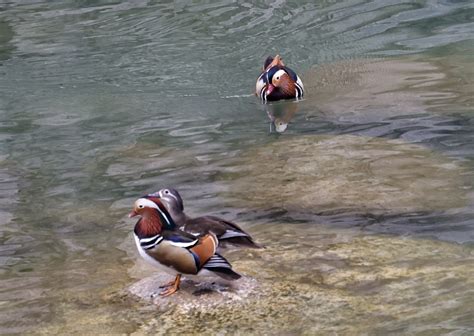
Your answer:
[142,188,187,227]
[256,55,304,101]
[156,188,184,212]
[129,197,176,237]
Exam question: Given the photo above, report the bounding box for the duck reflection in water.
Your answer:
[264,100,299,133]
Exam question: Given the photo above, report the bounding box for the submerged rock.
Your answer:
[301,58,451,122]
[221,134,469,215]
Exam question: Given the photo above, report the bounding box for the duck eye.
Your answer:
[276,76,280,80]
[164,190,170,194]
[138,205,144,209]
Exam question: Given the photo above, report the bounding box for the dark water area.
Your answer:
[1,0,474,334]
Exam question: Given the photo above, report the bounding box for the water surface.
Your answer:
[1,0,474,334]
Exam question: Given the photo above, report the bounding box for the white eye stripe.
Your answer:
[136,198,171,226]
[168,193,179,202]
[158,189,179,203]
[136,198,159,209]
[137,197,174,227]
[273,69,286,82]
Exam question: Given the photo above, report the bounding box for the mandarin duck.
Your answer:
[144,188,262,249]
[129,196,241,296]
[255,54,304,101]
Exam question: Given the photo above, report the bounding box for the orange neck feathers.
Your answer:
[134,208,163,238]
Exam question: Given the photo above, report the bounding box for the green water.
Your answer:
[1,1,474,334]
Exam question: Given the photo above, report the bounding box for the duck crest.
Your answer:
[263,56,275,70]
[143,195,162,207]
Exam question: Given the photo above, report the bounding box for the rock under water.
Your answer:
[221,134,469,215]
[301,58,452,123]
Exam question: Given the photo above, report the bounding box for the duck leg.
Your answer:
[159,274,181,297]
[159,277,178,288]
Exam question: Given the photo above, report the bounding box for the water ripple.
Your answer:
[1,0,474,334]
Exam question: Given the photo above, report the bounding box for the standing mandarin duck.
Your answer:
[129,197,241,297]
[144,188,262,249]
[255,54,304,101]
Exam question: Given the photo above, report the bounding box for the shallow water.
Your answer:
[1,0,474,334]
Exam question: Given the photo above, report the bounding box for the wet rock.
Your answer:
[34,225,474,335]
[128,273,258,312]
[128,225,474,335]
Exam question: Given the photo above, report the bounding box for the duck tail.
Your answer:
[203,254,241,280]
[221,236,264,249]
[219,230,264,249]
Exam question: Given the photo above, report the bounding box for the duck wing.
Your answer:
[161,228,200,247]
[184,216,263,249]
[144,230,240,279]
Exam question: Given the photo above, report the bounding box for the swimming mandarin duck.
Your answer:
[145,188,262,249]
[255,54,304,101]
[129,197,241,296]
